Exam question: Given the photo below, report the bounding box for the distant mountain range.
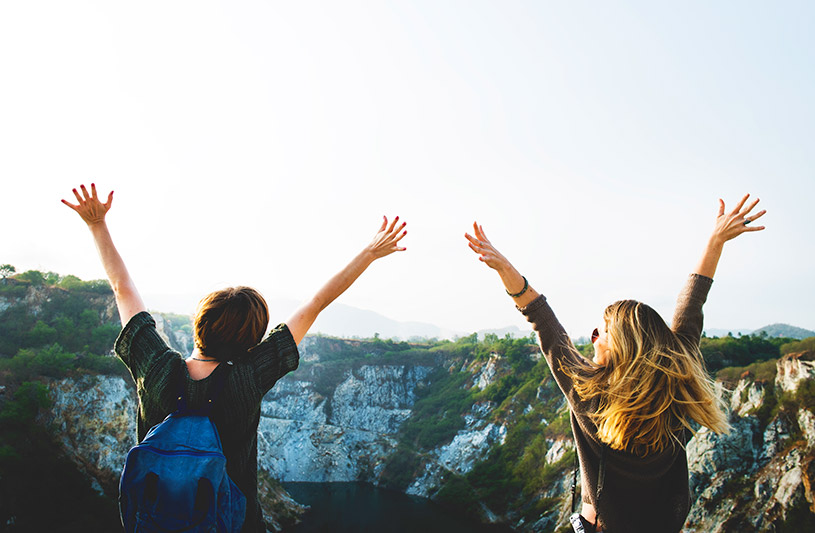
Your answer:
[282,300,815,342]
[304,302,531,341]
[751,323,815,339]
[704,324,815,340]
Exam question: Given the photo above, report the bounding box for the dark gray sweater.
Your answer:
[519,274,713,533]
[115,312,300,533]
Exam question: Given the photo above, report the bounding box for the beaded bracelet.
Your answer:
[506,276,528,298]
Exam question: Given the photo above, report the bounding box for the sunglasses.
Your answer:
[591,328,600,343]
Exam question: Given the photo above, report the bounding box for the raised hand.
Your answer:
[465,222,539,306]
[61,183,145,323]
[62,183,114,226]
[366,216,407,259]
[465,222,511,272]
[710,194,766,245]
[694,194,767,279]
[286,215,408,345]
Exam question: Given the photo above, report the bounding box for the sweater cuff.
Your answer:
[517,293,547,315]
[517,294,565,335]
[114,311,170,371]
[114,311,157,356]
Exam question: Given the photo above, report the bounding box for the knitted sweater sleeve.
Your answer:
[670,274,713,348]
[519,295,590,412]
[248,323,300,394]
[114,311,176,387]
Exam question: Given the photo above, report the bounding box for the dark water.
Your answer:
[283,482,514,533]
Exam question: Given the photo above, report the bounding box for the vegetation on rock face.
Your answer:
[3,265,814,531]
[700,333,797,372]
[780,337,815,355]
[0,268,128,382]
[374,332,575,523]
[716,358,779,385]
[0,381,119,530]
[0,268,130,530]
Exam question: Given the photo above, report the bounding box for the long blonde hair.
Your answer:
[568,300,729,456]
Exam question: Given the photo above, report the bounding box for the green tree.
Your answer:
[25,320,58,347]
[0,264,15,283]
[780,337,815,355]
[15,270,45,286]
[57,275,85,291]
[0,382,51,425]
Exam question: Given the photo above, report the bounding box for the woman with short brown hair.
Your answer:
[64,183,407,532]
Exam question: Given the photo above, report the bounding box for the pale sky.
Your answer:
[1,1,813,338]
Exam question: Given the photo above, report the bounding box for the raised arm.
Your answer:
[286,216,407,345]
[694,193,766,279]
[674,194,766,341]
[62,184,146,325]
[464,222,540,307]
[465,222,593,410]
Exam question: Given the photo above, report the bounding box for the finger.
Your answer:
[744,224,766,232]
[61,199,79,211]
[473,222,488,242]
[741,197,760,216]
[379,216,387,232]
[80,184,91,201]
[105,191,114,209]
[465,234,490,251]
[464,233,479,245]
[718,199,725,217]
[91,183,99,201]
[478,224,490,243]
[749,209,766,222]
[731,194,750,215]
[72,188,83,203]
[385,224,406,243]
[387,216,399,233]
[393,230,407,244]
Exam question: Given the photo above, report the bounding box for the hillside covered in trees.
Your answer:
[1,266,813,531]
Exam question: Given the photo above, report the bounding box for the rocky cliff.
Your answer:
[40,338,815,532]
[684,351,815,532]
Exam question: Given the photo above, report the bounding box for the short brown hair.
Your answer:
[193,286,269,361]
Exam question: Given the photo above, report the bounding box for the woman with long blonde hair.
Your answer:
[465,195,765,533]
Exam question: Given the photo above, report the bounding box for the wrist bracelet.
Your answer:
[506,276,529,298]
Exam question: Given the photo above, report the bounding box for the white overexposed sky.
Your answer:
[1,1,813,338]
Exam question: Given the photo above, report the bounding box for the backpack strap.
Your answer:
[570,441,607,529]
[595,444,607,511]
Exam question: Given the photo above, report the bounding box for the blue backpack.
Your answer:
[119,364,246,532]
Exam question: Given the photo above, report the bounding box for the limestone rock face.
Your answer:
[43,375,137,493]
[404,401,509,499]
[776,351,815,393]
[257,364,433,482]
[684,363,815,532]
[152,313,193,354]
[730,379,767,416]
[330,365,430,434]
[474,353,502,390]
[44,374,307,531]
[38,340,815,532]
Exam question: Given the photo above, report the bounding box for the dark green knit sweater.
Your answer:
[115,311,300,533]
